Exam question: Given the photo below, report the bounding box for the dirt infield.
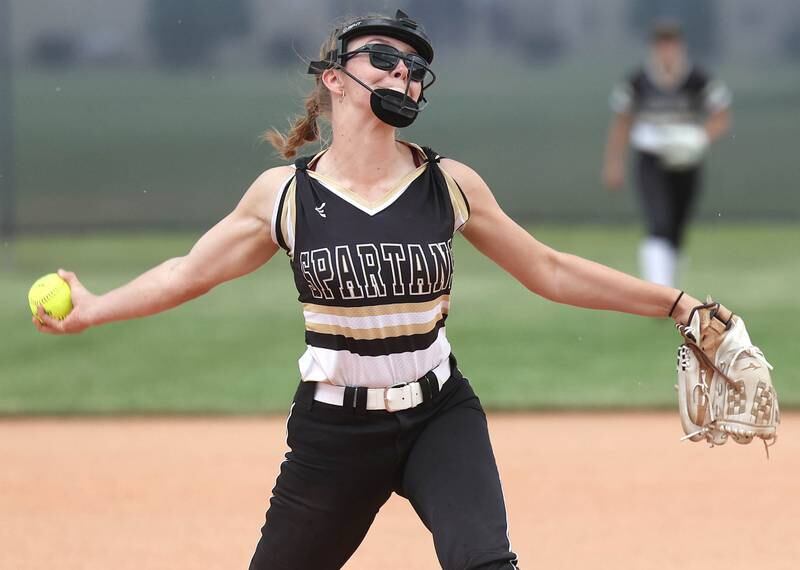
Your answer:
[2,413,797,569]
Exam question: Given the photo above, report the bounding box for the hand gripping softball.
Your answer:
[675,298,779,454]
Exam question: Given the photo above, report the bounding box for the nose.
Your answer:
[392,58,409,81]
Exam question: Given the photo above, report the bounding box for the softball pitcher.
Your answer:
[35,10,707,569]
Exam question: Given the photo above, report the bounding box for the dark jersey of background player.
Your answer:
[602,21,731,288]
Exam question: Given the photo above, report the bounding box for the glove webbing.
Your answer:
[680,340,743,391]
[676,305,741,392]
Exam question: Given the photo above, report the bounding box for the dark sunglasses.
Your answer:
[341,43,434,85]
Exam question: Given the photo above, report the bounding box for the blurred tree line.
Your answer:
[24,0,800,69]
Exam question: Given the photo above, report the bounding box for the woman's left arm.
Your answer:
[440,159,699,323]
[704,107,730,143]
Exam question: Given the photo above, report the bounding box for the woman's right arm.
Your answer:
[601,111,633,191]
[33,165,295,335]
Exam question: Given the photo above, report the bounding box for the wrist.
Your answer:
[667,290,684,319]
[81,295,105,327]
[670,293,701,325]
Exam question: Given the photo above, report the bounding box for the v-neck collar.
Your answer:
[301,141,429,217]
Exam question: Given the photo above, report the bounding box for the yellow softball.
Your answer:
[28,273,73,320]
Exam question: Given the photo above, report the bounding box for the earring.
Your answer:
[338,91,345,104]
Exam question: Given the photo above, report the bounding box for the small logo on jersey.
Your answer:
[315,203,327,218]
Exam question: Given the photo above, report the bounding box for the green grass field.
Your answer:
[1,223,797,414]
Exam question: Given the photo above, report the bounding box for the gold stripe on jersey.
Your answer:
[305,311,446,341]
[303,295,450,318]
[441,168,470,231]
[302,142,430,213]
[280,177,297,256]
[307,164,428,212]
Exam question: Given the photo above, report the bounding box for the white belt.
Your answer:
[311,358,451,412]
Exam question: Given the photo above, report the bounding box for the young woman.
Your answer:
[35,11,702,570]
[602,21,731,288]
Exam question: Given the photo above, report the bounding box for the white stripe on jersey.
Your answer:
[609,83,633,114]
[440,168,470,232]
[303,298,449,330]
[298,328,452,388]
[284,185,296,255]
[703,79,732,111]
[270,173,295,246]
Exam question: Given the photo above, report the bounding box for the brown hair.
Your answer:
[263,33,335,160]
[650,20,683,43]
[265,14,393,160]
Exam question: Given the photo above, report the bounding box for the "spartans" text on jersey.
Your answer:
[298,240,454,301]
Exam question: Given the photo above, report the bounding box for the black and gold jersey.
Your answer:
[610,63,731,153]
[271,143,470,388]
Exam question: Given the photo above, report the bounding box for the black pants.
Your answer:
[635,151,701,249]
[249,363,519,570]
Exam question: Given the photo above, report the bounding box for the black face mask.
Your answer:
[339,43,434,128]
[369,88,419,128]
[307,11,436,127]
[309,42,436,128]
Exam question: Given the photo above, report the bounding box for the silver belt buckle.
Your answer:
[383,383,411,412]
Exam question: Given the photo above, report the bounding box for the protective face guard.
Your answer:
[306,10,435,127]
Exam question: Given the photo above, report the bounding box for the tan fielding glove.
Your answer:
[675,298,779,454]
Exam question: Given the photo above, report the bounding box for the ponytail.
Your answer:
[264,86,325,159]
[265,24,342,160]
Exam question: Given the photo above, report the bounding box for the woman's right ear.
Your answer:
[321,68,343,95]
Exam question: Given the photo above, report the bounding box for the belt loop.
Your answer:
[418,374,431,404]
[354,387,368,416]
[343,386,357,413]
[426,370,440,400]
[417,372,432,404]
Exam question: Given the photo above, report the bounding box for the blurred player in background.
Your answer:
[602,21,731,287]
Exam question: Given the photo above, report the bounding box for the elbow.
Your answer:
[716,115,731,137]
[721,114,732,136]
[182,281,214,301]
[709,110,732,140]
[180,274,215,301]
[521,248,563,301]
[166,257,214,303]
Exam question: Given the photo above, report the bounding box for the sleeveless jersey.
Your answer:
[609,63,731,153]
[271,143,470,388]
